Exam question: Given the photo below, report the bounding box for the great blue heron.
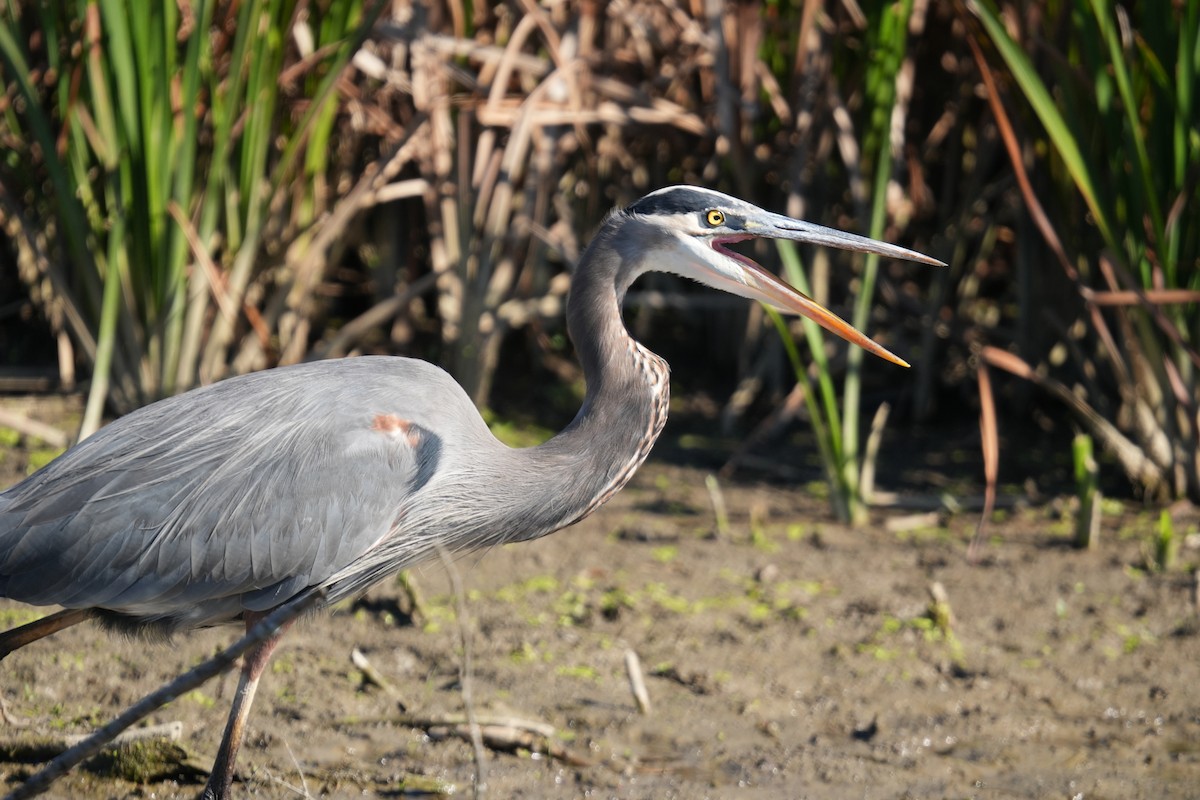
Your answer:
[0,186,939,798]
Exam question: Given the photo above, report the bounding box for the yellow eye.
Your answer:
[705,209,725,227]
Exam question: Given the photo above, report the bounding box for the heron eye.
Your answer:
[705,209,726,227]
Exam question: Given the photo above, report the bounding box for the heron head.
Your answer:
[619,186,943,367]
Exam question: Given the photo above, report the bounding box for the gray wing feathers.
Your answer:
[0,358,459,625]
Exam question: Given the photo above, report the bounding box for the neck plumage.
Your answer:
[507,224,670,539]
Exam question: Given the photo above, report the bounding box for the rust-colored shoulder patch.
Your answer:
[371,414,421,448]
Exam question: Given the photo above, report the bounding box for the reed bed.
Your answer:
[2,0,1197,514]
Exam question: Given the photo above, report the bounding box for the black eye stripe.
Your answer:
[625,187,729,215]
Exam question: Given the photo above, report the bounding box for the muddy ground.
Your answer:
[0,395,1198,799]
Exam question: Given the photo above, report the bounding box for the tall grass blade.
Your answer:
[967,0,1117,253]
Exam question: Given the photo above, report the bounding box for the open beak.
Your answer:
[717,213,944,368]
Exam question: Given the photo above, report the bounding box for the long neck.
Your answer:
[509,224,670,538]
[328,238,669,596]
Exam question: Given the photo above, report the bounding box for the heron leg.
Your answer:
[0,608,91,661]
[201,610,293,800]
